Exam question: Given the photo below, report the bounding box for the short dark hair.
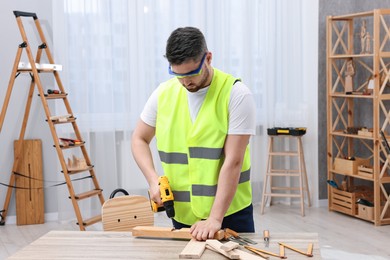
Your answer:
[165,27,208,65]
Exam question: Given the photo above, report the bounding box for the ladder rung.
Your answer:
[65,165,94,175]
[72,189,102,200]
[271,187,302,191]
[55,142,85,150]
[78,215,102,227]
[263,193,302,198]
[50,117,76,125]
[41,93,68,99]
[269,152,298,156]
[266,173,301,177]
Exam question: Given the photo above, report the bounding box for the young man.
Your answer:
[131,27,256,241]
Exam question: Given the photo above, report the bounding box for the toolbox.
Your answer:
[267,127,307,136]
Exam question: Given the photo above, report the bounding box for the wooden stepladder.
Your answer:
[0,11,105,230]
[261,134,311,216]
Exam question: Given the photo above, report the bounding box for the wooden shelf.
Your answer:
[327,9,390,226]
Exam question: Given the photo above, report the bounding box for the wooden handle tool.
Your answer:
[263,230,270,247]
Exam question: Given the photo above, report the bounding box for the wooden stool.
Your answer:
[260,135,311,216]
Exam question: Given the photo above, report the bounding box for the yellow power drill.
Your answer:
[149,176,175,218]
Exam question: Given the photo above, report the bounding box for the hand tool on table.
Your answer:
[149,176,175,218]
[278,242,314,257]
[224,231,248,245]
[263,230,270,247]
[225,228,257,245]
[245,245,288,259]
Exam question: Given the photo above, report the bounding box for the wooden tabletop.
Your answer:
[7,230,321,259]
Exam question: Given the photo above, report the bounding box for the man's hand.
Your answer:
[189,217,222,241]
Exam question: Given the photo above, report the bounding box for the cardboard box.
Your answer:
[358,204,374,221]
[333,157,370,175]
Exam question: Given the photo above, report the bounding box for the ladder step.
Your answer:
[266,173,301,177]
[269,152,298,156]
[77,215,102,227]
[72,189,102,200]
[55,142,85,150]
[263,193,302,198]
[65,165,94,175]
[51,117,76,125]
[41,93,68,99]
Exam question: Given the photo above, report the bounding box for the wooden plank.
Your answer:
[179,239,206,259]
[220,241,239,252]
[14,139,44,225]
[132,226,225,240]
[205,240,239,259]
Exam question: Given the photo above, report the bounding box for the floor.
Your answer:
[1,204,389,260]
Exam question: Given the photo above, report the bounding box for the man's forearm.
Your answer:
[208,162,242,222]
[131,139,158,186]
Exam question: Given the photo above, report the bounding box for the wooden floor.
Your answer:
[1,204,389,260]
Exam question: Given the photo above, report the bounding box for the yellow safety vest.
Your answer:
[156,68,252,225]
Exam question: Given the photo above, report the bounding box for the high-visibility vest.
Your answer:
[156,68,252,225]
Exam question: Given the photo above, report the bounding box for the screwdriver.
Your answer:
[264,230,270,247]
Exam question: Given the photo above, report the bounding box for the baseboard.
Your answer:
[4,212,59,225]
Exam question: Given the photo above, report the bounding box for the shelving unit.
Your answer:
[327,9,390,225]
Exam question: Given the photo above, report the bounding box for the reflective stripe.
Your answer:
[192,184,217,196]
[171,169,250,202]
[191,169,251,197]
[173,191,191,202]
[158,151,188,164]
[239,169,250,183]
[189,147,223,159]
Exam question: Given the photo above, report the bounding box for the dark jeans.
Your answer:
[171,204,255,232]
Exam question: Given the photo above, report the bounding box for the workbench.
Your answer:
[7,230,321,259]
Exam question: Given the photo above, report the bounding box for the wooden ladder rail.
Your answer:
[0,11,105,230]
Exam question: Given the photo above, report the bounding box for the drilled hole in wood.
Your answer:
[117,219,121,223]
[134,215,137,219]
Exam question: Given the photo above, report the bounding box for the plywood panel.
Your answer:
[14,139,44,225]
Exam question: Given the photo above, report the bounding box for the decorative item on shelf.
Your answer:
[359,19,372,54]
[357,127,373,137]
[344,58,356,94]
[67,155,88,171]
[344,126,365,135]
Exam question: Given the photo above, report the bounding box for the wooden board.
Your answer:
[179,239,206,259]
[206,240,239,259]
[14,139,44,225]
[101,195,153,231]
[132,226,225,240]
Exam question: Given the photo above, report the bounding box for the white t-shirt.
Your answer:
[140,81,256,135]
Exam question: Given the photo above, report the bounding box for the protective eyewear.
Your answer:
[168,53,207,78]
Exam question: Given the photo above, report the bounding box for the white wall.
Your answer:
[0,1,59,219]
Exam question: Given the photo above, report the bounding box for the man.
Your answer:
[131,27,256,241]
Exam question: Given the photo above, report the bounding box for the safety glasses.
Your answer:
[168,53,207,78]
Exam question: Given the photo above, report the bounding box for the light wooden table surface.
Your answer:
[7,230,321,259]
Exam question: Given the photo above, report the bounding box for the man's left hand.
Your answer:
[189,217,222,241]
